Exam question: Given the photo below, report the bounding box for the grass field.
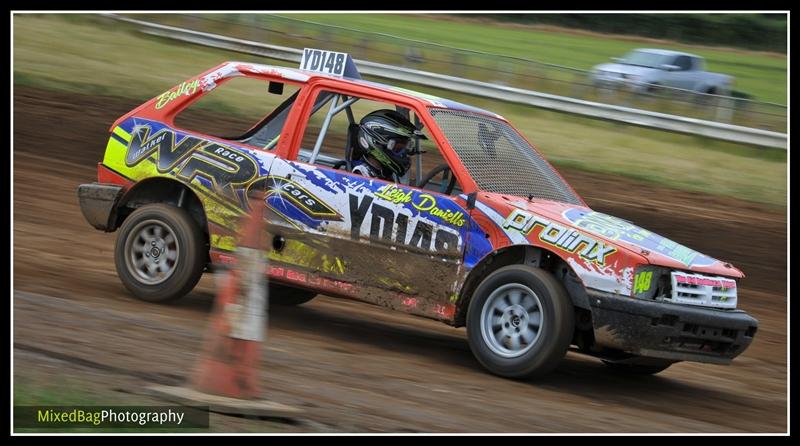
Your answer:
[13,14,787,207]
[282,13,788,105]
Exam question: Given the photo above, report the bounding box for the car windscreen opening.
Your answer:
[429,109,582,205]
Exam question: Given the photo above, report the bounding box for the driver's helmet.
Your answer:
[356,109,426,179]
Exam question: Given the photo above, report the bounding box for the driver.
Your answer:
[351,109,426,182]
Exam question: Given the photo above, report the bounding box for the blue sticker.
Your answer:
[562,208,716,267]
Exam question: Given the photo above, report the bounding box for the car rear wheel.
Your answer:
[114,204,205,302]
[466,265,575,379]
[646,83,662,95]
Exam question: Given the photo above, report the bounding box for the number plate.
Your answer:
[300,48,348,77]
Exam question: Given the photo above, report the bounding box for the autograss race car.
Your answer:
[78,49,757,378]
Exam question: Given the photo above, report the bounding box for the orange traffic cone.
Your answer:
[146,191,301,420]
[190,191,267,400]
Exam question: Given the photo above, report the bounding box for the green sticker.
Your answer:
[634,271,653,294]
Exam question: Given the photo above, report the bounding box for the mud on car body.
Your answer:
[78,49,757,378]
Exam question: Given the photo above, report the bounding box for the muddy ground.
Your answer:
[13,87,787,432]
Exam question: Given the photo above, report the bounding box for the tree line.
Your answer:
[482,14,786,53]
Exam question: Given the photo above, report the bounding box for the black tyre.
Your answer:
[269,283,317,306]
[645,83,662,95]
[114,204,205,302]
[466,265,575,379]
[602,358,675,375]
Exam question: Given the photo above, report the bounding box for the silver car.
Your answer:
[590,48,733,95]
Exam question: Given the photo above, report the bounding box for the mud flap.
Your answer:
[77,183,124,231]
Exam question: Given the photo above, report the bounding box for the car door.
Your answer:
[260,87,476,319]
[261,88,472,317]
[665,55,697,90]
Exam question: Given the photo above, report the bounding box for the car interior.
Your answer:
[174,79,464,196]
[296,90,464,196]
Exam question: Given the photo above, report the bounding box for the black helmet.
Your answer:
[357,109,426,178]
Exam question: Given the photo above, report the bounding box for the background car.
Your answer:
[590,48,734,95]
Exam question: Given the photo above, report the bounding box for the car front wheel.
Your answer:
[466,265,575,379]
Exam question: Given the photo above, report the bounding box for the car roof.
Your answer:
[631,48,700,58]
[225,61,501,118]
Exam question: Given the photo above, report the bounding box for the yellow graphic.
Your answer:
[105,124,349,274]
[103,126,247,252]
[269,239,347,276]
[113,126,132,142]
[634,271,653,294]
[155,79,200,110]
[375,185,466,227]
[210,234,238,252]
[375,184,413,205]
[413,194,466,227]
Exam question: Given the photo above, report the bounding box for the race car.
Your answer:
[77,49,757,378]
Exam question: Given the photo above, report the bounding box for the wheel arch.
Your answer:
[453,245,592,328]
[702,85,718,95]
[114,178,210,263]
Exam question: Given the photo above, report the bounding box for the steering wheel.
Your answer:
[417,164,457,195]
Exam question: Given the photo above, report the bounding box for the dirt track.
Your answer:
[13,87,787,432]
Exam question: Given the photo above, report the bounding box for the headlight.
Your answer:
[669,271,738,309]
[632,265,739,309]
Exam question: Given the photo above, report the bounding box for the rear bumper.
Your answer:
[77,183,124,231]
[589,290,758,364]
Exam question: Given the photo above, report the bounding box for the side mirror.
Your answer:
[268,81,284,95]
[466,192,477,210]
[661,64,680,71]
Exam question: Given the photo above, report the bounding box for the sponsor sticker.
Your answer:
[503,208,616,266]
[562,209,716,267]
[673,273,736,289]
[154,79,200,110]
[633,270,653,294]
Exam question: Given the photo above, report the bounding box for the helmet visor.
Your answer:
[386,137,411,153]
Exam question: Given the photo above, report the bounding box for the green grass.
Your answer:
[13,14,787,207]
[280,13,787,105]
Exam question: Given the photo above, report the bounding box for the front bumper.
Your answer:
[77,183,124,231]
[591,74,647,92]
[588,290,758,364]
